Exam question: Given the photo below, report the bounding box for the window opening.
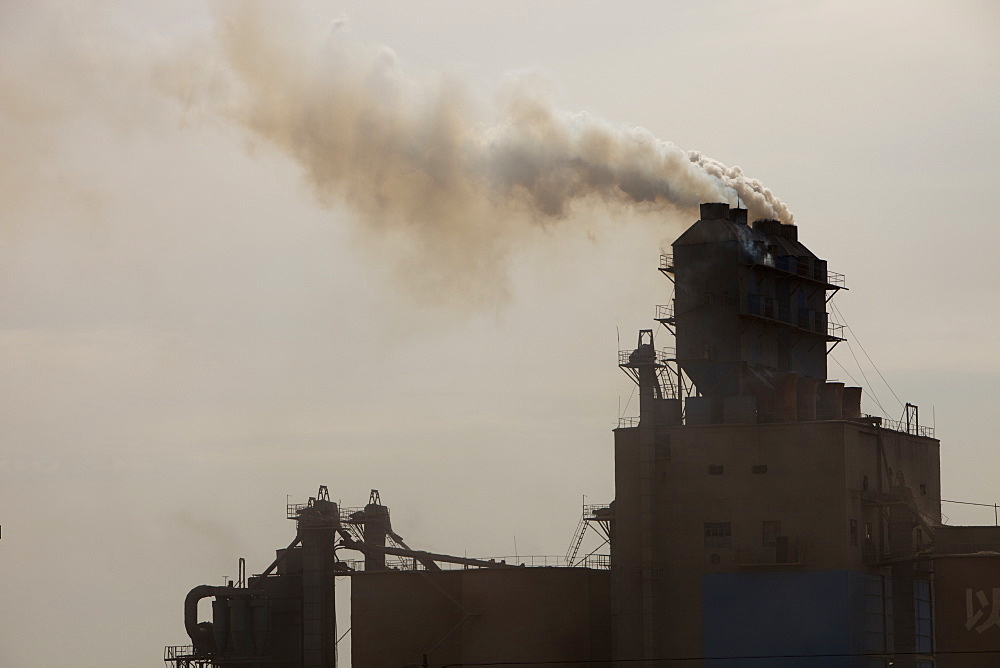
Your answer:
[915,580,933,654]
[762,520,781,548]
[704,522,732,548]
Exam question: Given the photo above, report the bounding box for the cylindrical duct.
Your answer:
[842,386,863,419]
[363,504,391,572]
[819,382,844,419]
[776,374,799,422]
[796,376,819,421]
[212,598,230,655]
[251,597,271,656]
[228,597,249,656]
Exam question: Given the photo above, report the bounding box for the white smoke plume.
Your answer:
[160,3,793,294]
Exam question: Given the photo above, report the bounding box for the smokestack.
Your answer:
[752,219,782,236]
[779,224,798,241]
[700,202,730,221]
[728,207,748,225]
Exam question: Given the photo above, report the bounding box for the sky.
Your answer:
[0,1,998,666]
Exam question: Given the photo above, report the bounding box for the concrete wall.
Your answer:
[849,427,941,563]
[612,419,941,665]
[934,555,1000,668]
[936,525,1000,551]
[351,567,611,668]
[654,421,854,662]
[701,570,867,668]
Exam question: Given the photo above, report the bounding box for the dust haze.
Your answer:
[2,1,791,303]
[157,2,792,299]
[2,2,998,666]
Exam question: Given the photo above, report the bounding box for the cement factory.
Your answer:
[164,204,1000,667]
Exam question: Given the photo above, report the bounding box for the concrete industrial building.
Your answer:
[166,204,1000,667]
[615,203,944,667]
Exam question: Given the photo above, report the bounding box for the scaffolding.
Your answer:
[565,500,614,567]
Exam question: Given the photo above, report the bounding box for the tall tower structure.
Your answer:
[612,204,941,668]
[664,202,848,423]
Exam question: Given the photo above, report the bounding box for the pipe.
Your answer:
[184,585,231,646]
[184,534,302,652]
[340,537,515,569]
[389,531,441,571]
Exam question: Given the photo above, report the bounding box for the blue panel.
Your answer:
[702,571,866,668]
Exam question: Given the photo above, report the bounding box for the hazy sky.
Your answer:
[1,1,998,666]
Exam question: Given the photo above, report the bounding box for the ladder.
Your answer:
[565,515,588,566]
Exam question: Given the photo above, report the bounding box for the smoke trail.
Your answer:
[160,3,792,293]
[480,87,793,223]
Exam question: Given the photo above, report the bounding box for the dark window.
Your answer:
[752,464,768,474]
[919,483,927,496]
[708,465,724,475]
[865,521,873,541]
[655,439,671,460]
[865,575,888,653]
[704,522,731,548]
[850,519,859,546]
[710,553,721,564]
[862,475,869,491]
[915,580,933,654]
[762,520,781,547]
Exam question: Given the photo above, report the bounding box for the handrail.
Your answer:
[826,269,846,287]
[337,554,610,571]
[165,645,197,660]
[771,255,846,288]
[287,502,367,524]
[744,295,843,339]
[618,348,675,366]
[164,645,210,664]
[584,504,612,517]
[864,414,935,438]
